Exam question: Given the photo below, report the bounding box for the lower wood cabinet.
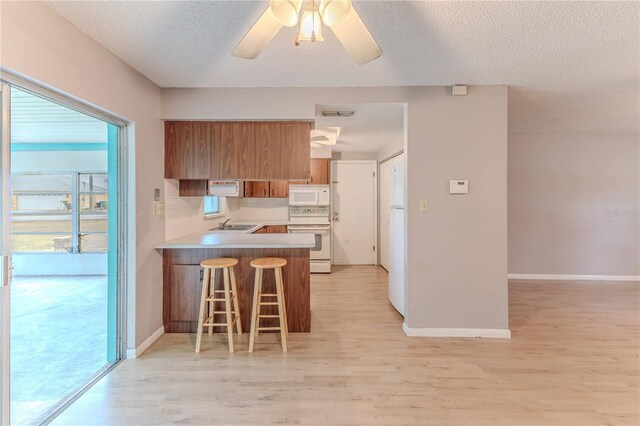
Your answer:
[163,248,311,333]
[253,225,288,234]
[169,265,202,322]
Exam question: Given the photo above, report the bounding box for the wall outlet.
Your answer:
[155,202,165,216]
[420,200,428,212]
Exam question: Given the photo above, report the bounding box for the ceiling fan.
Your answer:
[232,0,382,65]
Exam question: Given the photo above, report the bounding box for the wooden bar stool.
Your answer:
[195,258,242,353]
[248,257,288,353]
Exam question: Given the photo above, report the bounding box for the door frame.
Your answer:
[330,160,378,265]
[0,70,131,423]
[1,81,11,426]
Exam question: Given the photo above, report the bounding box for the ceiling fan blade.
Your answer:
[232,7,283,59]
[329,7,382,65]
[310,135,331,142]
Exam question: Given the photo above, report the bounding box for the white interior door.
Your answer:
[332,161,377,265]
[379,160,392,270]
[0,82,11,426]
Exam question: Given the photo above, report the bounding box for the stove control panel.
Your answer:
[289,206,329,216]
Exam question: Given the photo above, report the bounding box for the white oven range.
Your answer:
[288,205,331,273]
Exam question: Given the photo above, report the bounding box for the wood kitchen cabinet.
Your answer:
[253,225,288,234]
[269,180,289,198]
[165,121,311,181]
[178,180,208,197]
[168,265,203,322]
[163,247,310,333]
[243,180,289,198]
[243,181,270,198]
[310,159,330,184]
[289,159,330,185]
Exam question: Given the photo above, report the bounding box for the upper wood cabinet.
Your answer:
[165,121,311,180]
[244,181,270,198]
[289,159,330,185]
[269,181,289,198]
[310,159,330,184]
[243,180,289,198]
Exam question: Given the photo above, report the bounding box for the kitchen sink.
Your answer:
[212,224,257,231]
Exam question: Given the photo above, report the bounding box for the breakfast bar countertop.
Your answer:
[155,230,315,250]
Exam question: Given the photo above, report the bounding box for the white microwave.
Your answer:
[288,185,330,206]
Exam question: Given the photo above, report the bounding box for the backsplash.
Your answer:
[227,197,289,222]
[164,180,229,240]
[164,181,290,240]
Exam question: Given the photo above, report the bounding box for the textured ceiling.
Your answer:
[46,1,639,133]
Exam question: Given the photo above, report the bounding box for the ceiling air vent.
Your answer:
[322,110,355,117]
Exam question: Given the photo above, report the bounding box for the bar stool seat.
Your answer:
[249,257,288,353]
[201,258,238,269]
[250,257,287,268]
[195,257,242,353]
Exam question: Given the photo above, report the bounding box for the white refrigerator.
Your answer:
[388,160,405,316]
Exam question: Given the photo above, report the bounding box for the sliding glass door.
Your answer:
[1,82,12,426]
[0,81,124,425]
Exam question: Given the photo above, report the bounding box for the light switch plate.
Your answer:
[155,202,165,216]
[420,200,428,212]
[449,180,469,194]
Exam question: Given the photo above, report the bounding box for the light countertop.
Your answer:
[155,222,315,249]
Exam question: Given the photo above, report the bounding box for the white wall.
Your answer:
[1,1,164,349]
[509,132,640,277]
[376,135,404,162]
[162,86,509,334]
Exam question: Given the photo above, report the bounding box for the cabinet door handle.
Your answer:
[200,269,204,283]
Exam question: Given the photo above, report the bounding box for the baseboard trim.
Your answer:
[402,323,511,339]
[508,274,640,282]
[126,326,164,359]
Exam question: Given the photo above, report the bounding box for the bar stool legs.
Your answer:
[248,268,262,353]
[249,257,288,353]
[195,258,242,353]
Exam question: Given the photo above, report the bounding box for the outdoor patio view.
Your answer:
[9,87,112,425]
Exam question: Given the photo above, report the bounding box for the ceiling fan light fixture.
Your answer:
[319,0,351,27]
[298,11,324,42]
[270,0,303,27]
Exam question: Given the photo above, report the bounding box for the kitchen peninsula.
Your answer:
[156,226,315,333]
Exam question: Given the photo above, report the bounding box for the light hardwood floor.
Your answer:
[53,266,639,426]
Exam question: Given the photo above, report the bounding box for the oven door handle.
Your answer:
[288,226,331,232]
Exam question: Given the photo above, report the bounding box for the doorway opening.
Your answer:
[1,82,127,425]
[314,102,407,314]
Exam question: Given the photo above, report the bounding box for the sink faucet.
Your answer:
[217,219,231,230]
